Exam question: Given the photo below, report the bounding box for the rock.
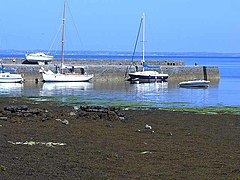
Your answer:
[69,112,76,116]
[0,117,8,121]
[77,106,125,121]
[62,119,69,125]
[3,106,46,120]
[140,151,152,155]
[42,118,48,122]
[168,132,173,136]
[4,105,28,113]
[145,124,152,130]
[56,118,69,125]
[0,165,6,171]
[119,116,125,120]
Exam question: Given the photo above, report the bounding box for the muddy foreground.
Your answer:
[0,97,239,179]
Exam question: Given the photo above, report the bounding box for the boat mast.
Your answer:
[142,13,145,69]
[61,0,66,73]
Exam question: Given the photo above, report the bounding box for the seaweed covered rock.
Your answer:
[77,106,125,121]
[3,105,49,121]
[4,105,28,113]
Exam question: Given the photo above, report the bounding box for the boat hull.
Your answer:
[128,71,168,83]
[25,53,53,62]
[178,80,210,88]
[0,73,23,83]
[42,73,94,82]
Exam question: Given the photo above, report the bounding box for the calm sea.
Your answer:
[0,51,240,108]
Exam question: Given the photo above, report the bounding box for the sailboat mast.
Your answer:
[142,13,145,64]
[61,0,66,72]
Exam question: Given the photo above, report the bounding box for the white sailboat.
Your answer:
[39,0,93,82]
[25,52,53,63]
[127,13,168,83]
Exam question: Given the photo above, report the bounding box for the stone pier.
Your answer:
[1,59,220,82]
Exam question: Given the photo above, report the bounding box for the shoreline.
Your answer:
[0,97,239,179]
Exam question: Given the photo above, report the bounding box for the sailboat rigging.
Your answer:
[126,13,168,83]
[39,0,93,82]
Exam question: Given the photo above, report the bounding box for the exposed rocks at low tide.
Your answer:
[1,105,48,122]
[78,106,125,121]
[1,104,125,123]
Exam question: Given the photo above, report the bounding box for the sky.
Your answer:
[0,0,240,53]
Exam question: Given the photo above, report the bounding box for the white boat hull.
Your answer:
[178,79,210,88]
[25,52,53,62]
[0,73,23,83]
[42,72,93,82]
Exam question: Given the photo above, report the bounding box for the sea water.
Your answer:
[0,52,240,108]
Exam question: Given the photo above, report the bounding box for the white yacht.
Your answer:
[0,68,23,83]
[25,52,53,63]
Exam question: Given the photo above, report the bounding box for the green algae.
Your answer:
[159,106,240,115]
[82,101,156,107]
[27,95,156,107]
[25,95,240,115]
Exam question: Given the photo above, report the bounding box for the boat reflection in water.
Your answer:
[40,82,93,96]
[131,82,168,93]
[127,82,168,104]
[0,83,23,95]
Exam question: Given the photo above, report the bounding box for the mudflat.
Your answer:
[0,97,239,179]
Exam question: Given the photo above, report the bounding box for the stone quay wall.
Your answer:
[1,59,220,82]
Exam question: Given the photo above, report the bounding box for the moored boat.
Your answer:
[25,52,53,63]
[39,0,93,82]
[126,13,168,83]
[40,67,94,82]
[178,79,210,88]
[128,70,168,83]
[0,68,23,83]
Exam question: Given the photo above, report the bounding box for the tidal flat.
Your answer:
[0,97,240,179]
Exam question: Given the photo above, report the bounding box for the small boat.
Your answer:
[178,79,210,88]
[0,67,23,83]
[25,52,53,63]
[127,13,168,83]
[40,67,94,82]
[128,70,168,83]
[39,0,93,82]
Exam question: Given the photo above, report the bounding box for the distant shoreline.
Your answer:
[1,50,240,60]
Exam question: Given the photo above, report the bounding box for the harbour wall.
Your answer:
[2,59,220,82]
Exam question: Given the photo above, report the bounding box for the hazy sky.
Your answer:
[0,0,240,53]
